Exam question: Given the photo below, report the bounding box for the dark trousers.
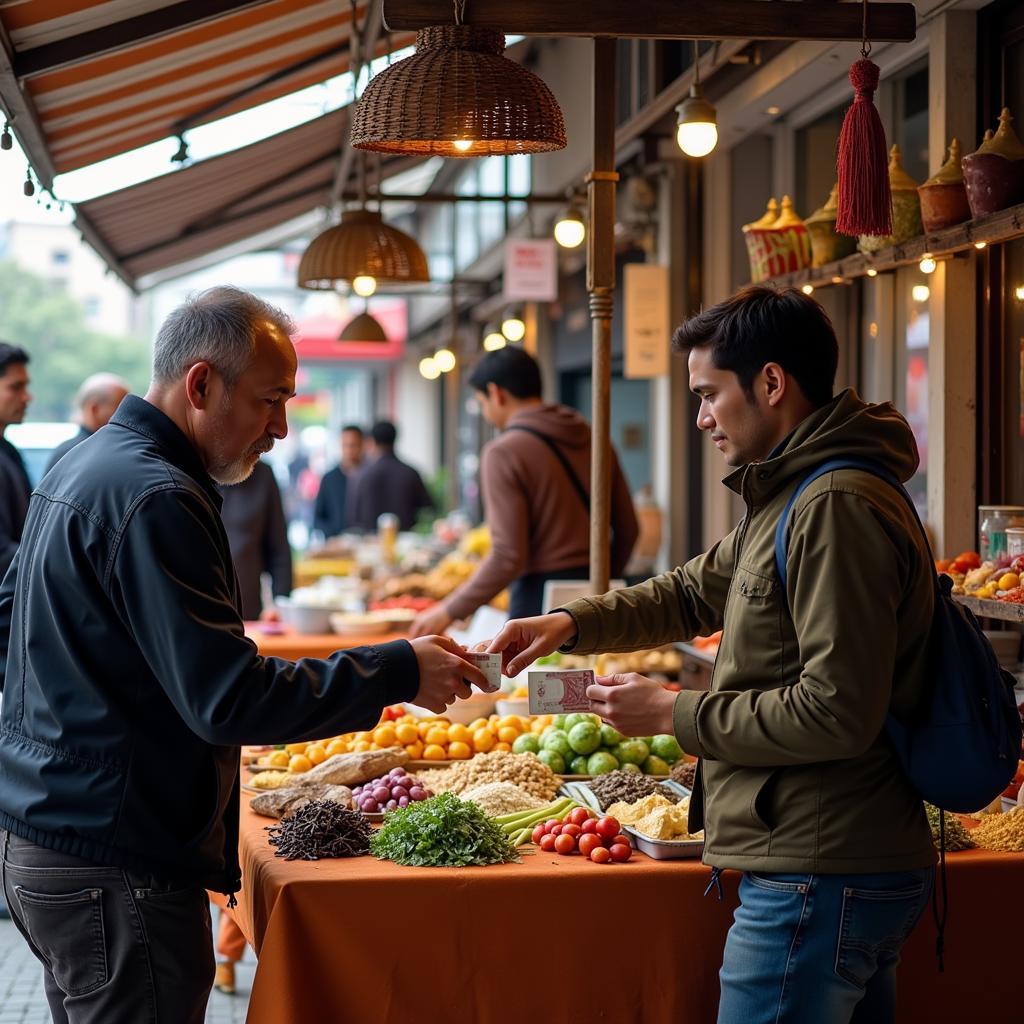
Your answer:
[508,564,592,619]
[1,830,214,1024]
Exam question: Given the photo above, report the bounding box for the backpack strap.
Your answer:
[505,425,591,514]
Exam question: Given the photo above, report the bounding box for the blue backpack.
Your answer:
[773,457,1022,815]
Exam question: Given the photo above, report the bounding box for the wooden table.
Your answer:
[228,791,1022,1024]
[244,623,401,661]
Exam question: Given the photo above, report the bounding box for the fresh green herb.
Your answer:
[370,792,520,867]
[924,803,975,852]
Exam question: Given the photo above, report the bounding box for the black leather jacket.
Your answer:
[0,396,418,893]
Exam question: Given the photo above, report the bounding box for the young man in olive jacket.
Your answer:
[489,285,936,1024]
[0,287,486,1024]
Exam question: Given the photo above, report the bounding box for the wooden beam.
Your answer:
[14,0,277,79]
[0,20,56,188]
[383,0,917,43]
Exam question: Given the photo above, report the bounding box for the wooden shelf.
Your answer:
[954,594,1024,623]
[761,200,1024,290]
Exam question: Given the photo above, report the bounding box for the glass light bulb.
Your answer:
[1015,285,1024,302]
[919,256,937,274]
[866,268,878,277]
[434,348,456,373]
[453,139,473,152]
[352,275,377,297]
[912,285,930,303]
[801,283,814,295]
[419,357,440,380]
[502,316,526,342]
[975,241,987,250]
[676,121,718,158]
[554,217,586,249]
[483,332,506,351]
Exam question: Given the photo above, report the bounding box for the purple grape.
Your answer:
[385,799,398,810]
[398,796,410,807]
[360,798,379,813]
[391,786,409,801]
[409,787,427,801]
[372,786,391,803]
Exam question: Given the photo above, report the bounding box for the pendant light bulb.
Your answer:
[675,84,718,158]
[501,313,526,342]
[352,274,378,297]
[453,139,474,152]
[912,285,930,303]
[919,255,937,274]
[434,348,456,373]
[483,330,506,351]
[554,205,586,249]
[419,356,441,380]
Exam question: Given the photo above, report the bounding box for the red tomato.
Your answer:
[595,816,621,840]
[578,834,603,859]
[612,834,630,847]
[568,807,593,826]
[543,819,561,834]
[609,843,632,862]
[952,551,981,573]
[549,824,564,837]
[554,834,577,855]
[561,824,582,839]
[590,846,612,864]
[531,824,547,845]
[1012,556,1024,575]
[580,819,599,835]
[539,834,557,853]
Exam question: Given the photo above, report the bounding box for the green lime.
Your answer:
[567,721,601,756]
[512,733,540,755]
[620,762,642,774]
[600,724,623,747]
[642,755,672,776]
[568,755,590,776]
[650,735,683,763]
[586,751,619,776]
[542,731,574,761]
[613,740,650,766]
[538,749,566,774]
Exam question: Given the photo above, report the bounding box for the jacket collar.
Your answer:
[110,396,223,510]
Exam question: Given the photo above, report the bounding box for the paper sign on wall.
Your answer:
[624,263,671,379]
[503,239,557,302]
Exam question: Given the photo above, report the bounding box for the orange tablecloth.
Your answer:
[230,793,1021,1024]
[244,623,401,661]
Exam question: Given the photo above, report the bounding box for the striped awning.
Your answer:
[72,106,423,290]
[0,0,411,180]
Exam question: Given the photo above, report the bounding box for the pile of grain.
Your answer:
[416,751,559,802]
[670,760,697,790]
[971,806,1024,852]
[463,782,545,816]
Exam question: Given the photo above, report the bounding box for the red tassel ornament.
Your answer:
[835,58,892,237]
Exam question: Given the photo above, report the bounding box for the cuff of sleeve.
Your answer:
[673,689,707,758]
[556,599,599,653]
[376,639,420,705]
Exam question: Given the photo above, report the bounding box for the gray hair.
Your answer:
[152,286,295,389]
[75,372,130,410]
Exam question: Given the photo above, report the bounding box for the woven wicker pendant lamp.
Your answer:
[350,1,566,157]
[339,310,389,342]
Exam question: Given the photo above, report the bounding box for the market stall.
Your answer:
[226,790,1023,1024]
[245,623,401,662]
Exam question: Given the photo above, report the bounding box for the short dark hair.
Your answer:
[371,421,397,447]
[340,424,364,437]
[468,347,542,399]
[672,285,838,408]
[0,343,29,377]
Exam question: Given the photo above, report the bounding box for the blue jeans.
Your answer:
[718,868,934,1024]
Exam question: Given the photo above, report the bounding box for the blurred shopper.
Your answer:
[313,423,365,539]
[410,347,638,636]
[488,286,937,1024]
[0,286,487,1024]
[347,420,433,532]
[218,459,292,620]
[0,343,31,580]
[44,372,130,474]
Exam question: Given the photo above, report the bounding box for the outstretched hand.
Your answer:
[409,635,489,713]
[486,611,578,677]
[587,673,678,737]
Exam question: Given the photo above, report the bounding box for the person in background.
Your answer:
[0,343,32,580]
[43,372,131,475]
[0,286,487,1023]
[487,286,937,1024]
[409,347,639,636]
[218,459,292,621]
[313,424,365,539]
[346,420,433,532]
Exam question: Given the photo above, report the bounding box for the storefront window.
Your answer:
[1001,240,1024,503]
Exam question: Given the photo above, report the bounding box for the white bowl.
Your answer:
[277,600,333,634]
[404,691,496,725]
[329,613,389,638]
[495,698,530,718]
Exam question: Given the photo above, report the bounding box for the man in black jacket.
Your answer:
[312,423,364,539]
[43,372,130,475]
[0,287,485,1024]
[0,342,32,578]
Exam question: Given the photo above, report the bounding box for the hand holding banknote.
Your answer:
[486,611,578,677]
[586,673,678,737]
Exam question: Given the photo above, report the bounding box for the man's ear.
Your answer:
[184,362,214,410]
[762,363,787,408]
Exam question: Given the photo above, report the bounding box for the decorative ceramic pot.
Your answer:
[805,184,857,266]
[918,138,972,232]
[742,198,778,282]
[962,109,1024,219]
[859,145,923,253]
[744,196,811,281]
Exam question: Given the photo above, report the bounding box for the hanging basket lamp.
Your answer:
[350,25,566,157]
[297,208,430,291]
[339,311,389,343]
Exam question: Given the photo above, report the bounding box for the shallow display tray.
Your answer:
[624,827,705,860]
[559,778,690,813]
[954,594,1024,623]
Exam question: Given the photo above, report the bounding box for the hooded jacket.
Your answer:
[445,404,639,621]
[563,390,937,873]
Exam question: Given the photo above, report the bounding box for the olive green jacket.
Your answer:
[563,390,937,873]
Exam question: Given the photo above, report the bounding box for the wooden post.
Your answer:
[588,37,618,595]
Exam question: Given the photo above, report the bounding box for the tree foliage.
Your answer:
[0,260,150,420]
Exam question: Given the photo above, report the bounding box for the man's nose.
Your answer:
[269,404,288,440]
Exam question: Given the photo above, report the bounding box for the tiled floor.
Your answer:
[0,909,254,1023]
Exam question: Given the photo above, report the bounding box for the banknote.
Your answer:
[527,669,595,715]
[464,651,502,693]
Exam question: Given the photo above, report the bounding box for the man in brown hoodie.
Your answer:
[410,347,638,635]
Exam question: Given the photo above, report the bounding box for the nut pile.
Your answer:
[924,804,975,852]
[416,751,560,802]
[971,806,1024,852]
[588,769,675,811]
[670,760,697,790]
[463,782,544,817]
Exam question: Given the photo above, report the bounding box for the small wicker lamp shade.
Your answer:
[350,26,566,157]
[297,209,430,290]
[339,311,388,342]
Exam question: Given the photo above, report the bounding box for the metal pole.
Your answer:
[587,37,618,596]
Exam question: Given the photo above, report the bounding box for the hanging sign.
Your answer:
[624,263,670,379]
[503,239,557,302]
